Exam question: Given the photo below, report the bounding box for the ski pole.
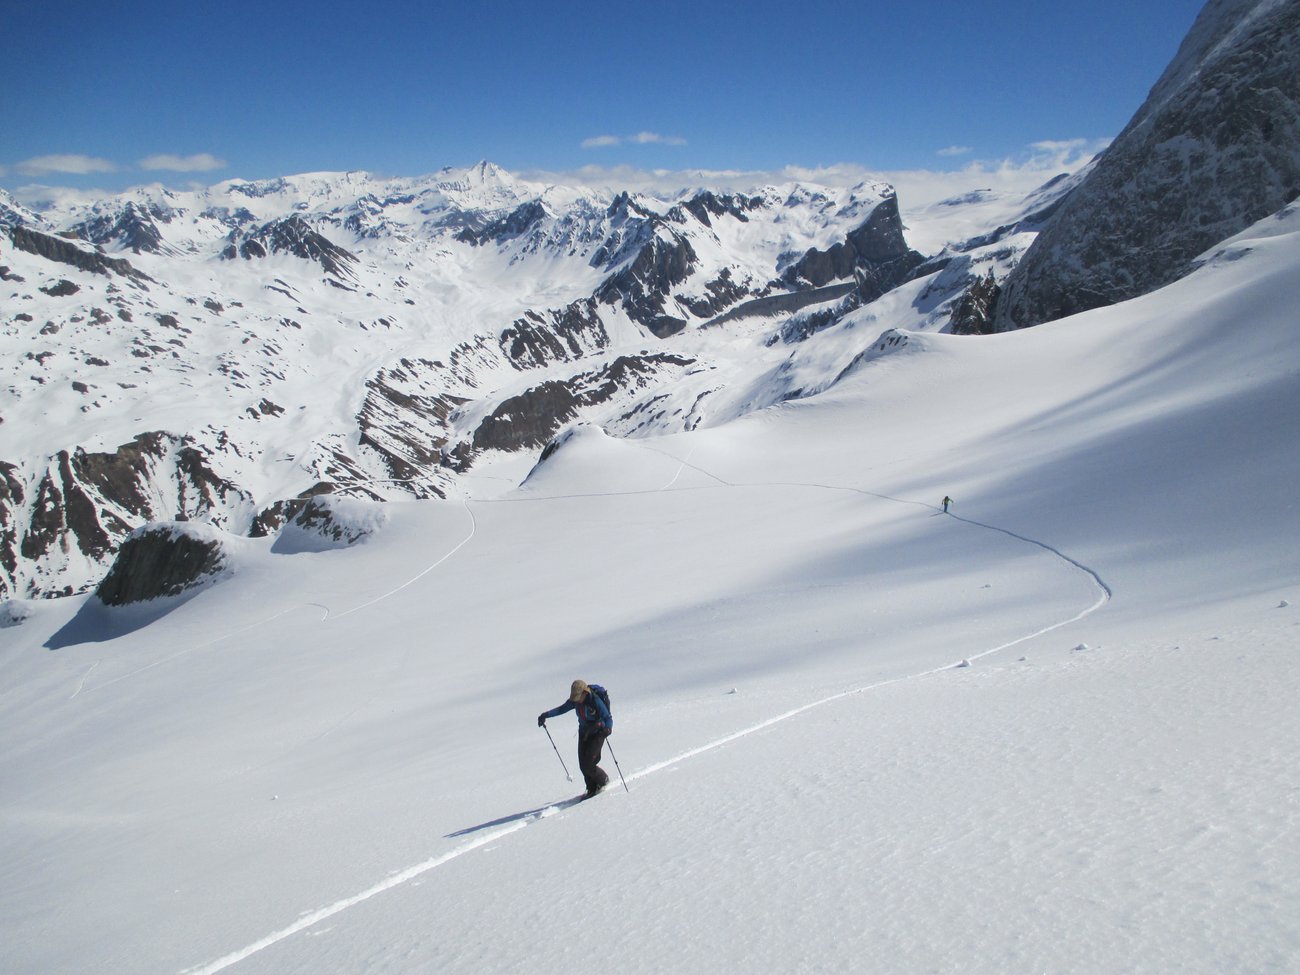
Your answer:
[543,724,573,782]
[606,738,630,793]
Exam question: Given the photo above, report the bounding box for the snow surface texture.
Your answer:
[1,201,1298,972]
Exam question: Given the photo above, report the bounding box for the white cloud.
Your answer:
[138,152,227,172]
[582,132,687,150]
[1031,138,1089,154]
[631,132,687,146]
[9,183,113,209]
[937,145,972,157]
[16,154,118,176]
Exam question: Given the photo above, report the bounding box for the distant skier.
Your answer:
[942,495,953,513]
[539,680,612,797]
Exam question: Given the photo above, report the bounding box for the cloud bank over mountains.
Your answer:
[522,137,1110,207]
[6,151,228,180]
[4,136,1108,218]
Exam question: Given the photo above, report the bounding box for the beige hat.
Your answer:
[569,679,589,702]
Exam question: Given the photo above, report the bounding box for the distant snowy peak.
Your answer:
[432,159,532,205]
[0,189,42,229]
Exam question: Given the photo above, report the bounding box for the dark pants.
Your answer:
[578,730,610,794]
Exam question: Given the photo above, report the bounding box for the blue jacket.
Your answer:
[543,687,612,734]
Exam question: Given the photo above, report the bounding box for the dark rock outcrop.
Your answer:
[673,190,763,227]
[249,483,336,538]
[595,232,698,337]
[995,0,1300,328]
[223,214,359,280]
[95,524,227,606]
[39,279,81,297]
[7,225,153,281]
[2,434,250,599]
[471,353,695,453]
[499,298,610,369]
[271,495,386,554]
[949,271,1002,335]
[74,202,168,254]
[0,463,24,600]
[781,195,925,299]
[677,267,751,319]
[456,200,548,246]
[0,191,38,229]
[354,357,466,492]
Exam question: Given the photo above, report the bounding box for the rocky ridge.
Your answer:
[995,0,1300,328]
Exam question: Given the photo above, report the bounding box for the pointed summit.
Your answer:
[468,160,509,184]
[0,188,41,229]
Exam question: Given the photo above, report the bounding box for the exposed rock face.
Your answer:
[949,271,1003,335]
[456,200,548,246]
[499,299,610,370]
[0,190,39,228]
[7,225,153,281]
[271,495,388,554]
[39,279,81,297]
[471,354,695,452]
[678,267,751,319]
[95,523,227,606]
[222,214,359,280]
[0,463,24,600]
[249,483,336,538]
[673,191,763,227]
[2,434,250,599]
[995,0,1300,328]
[782,195,924,298]
[354,358,467,493]
[75,202,168,254]
[596,232,699,337]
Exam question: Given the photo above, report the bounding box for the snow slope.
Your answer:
[0,206,1297,973]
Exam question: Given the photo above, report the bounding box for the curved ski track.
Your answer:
[181,446,1110,974]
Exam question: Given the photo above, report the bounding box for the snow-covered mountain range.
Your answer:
[2,160,1071,600]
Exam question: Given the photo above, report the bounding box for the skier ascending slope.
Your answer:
[942,495,953,513]
[539,680,612,797]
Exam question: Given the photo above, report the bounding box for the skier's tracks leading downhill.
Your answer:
[184,447,1111,974]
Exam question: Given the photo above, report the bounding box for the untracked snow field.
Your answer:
[2,207,1299,973]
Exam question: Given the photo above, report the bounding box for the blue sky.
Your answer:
[4,0,1206,196]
